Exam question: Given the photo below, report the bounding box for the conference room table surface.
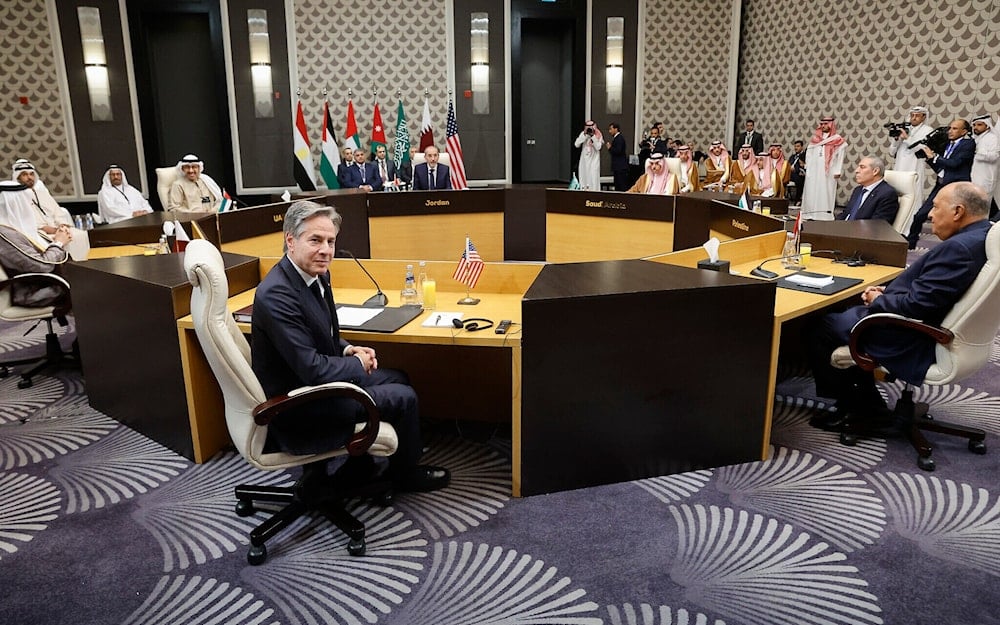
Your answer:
[177,252,902,497]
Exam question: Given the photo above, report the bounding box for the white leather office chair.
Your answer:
[882,169,919,235]
[831,220,1000,470]
[155,166,178,209]
[0,264,74,389]
[411,151,452,169]
[183,239,398,564]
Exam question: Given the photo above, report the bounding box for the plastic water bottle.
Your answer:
[74,214,83,230]
[400,264,418,306]
[84,214,94,230]
[416,261,427,305]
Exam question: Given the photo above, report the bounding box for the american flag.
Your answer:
[445,99,469,189]
[452,237,483,289]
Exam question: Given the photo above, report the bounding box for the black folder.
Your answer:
[336,305,423,333]
[777,271,863,296]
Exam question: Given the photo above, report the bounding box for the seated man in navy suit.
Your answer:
[371,145,398,187]
[338,149,383,192]
[411,145,452,190]
[805,182,991,432]
[836,155,899,223]
[251,200,449,492]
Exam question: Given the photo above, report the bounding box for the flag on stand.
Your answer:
[738,187,751,211]
[793,205,803,237]
[452,236,484,289]
[370,101,386,157]
[319,100,341,189]
[218,188,235,212]
[418,96,434,152]
[393,99,410,171]
[569,173,581,189]
[344,98,361,152]
[445,99,468,189]
[293,99,317,191]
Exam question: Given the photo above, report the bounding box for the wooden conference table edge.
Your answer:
[649,233,904,459]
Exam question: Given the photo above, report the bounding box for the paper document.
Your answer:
[336,306,383,327]
[422,312,463,327]
[785,273,835,288]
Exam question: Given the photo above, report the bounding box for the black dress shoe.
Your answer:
[809,408,848,432]
[394,465,450,493]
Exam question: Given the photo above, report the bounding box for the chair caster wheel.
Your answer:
[374,490,393,507]
[969,440,986,454]
[17,378,32,389]
[347,538,366,556]
[839,432,858,446]
[235,500,255,517]
[248,544,267,565]
[917,456,935,471]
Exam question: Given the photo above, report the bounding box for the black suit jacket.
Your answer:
[837,179,899,222]
[734,131,765,156]
[251,256,367,452]
[338,162,384,190]
[412,163,452,190]
[609,133,628,172]
[373,159,398,183]
[929,136,975,185]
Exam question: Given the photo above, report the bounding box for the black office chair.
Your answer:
[830,221,1000,470]
[0,264,76,389]
[183,239,398,564]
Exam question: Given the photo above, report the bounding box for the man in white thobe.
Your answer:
[801,116,847,220]
[12,159,90,260]
[970,114,999,219]
[97,165,153,224]
[573,120,603,191]
[888,105,934,209]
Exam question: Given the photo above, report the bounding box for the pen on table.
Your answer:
[436,314,441,325]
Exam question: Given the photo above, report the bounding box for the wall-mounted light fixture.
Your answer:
[248,9,273,118]
[606,17,624,115]
[470,12,489,115]
[77,7,112,121]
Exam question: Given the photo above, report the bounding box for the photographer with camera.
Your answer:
[573,120,603,191]
[905,118,976,249]
[888,106,934,208]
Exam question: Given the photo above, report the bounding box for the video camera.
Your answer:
[909,126,950,158]
[883,121,910,139]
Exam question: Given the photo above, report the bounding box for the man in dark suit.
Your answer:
[411,145,452,190]
[371,145,398,186]
[397,146,418,186]
[251,201,449,492]
[787,140,806,203]
[338,149,383,191]
[734,119,765,156]
[606,122,629,191]
[906,118,976,248]
[836,155,899,223]
[806,182,992,431]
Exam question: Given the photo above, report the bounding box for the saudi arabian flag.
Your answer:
[393,99,410,170]
[319,100,341,189]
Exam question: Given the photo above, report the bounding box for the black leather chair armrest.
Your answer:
[252,382,381,456]
[848,312,954,371]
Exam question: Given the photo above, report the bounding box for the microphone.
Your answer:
[750,249,842,279]
[337,249,388,307]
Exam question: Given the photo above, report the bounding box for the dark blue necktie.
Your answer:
[847,188,869,220]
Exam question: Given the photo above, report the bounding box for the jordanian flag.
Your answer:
[370,100,386,157]
[343,98,360,152]
[319,100,341,189]
[293,99,317,191]
[393,99,410,171]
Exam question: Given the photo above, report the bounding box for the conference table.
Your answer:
[69,188,906,496]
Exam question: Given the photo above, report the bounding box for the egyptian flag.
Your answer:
[293,100,316,191]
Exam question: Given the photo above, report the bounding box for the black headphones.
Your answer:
[452,317,494,332]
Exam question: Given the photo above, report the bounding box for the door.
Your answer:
[519,19,573,183]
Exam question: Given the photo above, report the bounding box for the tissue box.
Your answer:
[697,259,730,272]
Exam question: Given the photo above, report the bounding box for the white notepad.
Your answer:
[785,273,835,288]
[422,312,463,327]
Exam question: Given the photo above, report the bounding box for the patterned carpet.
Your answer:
[2,229,999,625]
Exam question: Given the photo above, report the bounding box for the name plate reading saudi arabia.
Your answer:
[425,199,450,207]
[584,200,627,211]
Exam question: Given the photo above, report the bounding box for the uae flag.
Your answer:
[319,100,341,189]
[418,96,434,152]
[293,100,316,191]
[393,99,410,170]
[370,101,386,157]
[445,99,468,189]
[343,99,361,152]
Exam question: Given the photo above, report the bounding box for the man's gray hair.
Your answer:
[282,200,341,252]
[863,155,886,177]
[950,181,990,218]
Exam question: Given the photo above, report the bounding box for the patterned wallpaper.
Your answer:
[291,0,451,166]
[735,0,1000,203]
[0,0,73,193]
[641,0,733,150]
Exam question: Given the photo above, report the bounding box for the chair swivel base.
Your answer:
[839,389,987,471]
[234,462,393,565]
[0,330,78,389]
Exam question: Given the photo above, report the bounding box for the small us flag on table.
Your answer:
[453,237,484,289]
